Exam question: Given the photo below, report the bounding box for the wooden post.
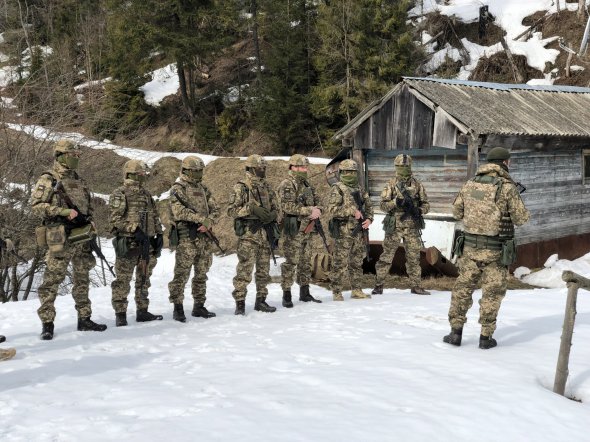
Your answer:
[467,136,480,178]
[500,38,524,83]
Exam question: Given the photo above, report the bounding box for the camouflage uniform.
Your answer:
[277,154,322,306]
[168,156,220,320]
[445,148,529,348]
[109,160,163,322]
[373,154,430,294]
[327,160,374,300]
[228,155,279,314]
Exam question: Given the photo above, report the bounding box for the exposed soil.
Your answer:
[469,52,545,83]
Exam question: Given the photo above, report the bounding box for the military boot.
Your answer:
[192,303,216,318]
[351,289,371,299]
[299,285,322,303]
[0,348,16,361]
[136,309,163,322]
[443,328,463,346]
[78,317,108,332]
[254,298,277,313]
[234,300,246,316]
[282,290,294,308]
[371,284,383,295]
[479,335,497,350]
[0,335,5,344]
[333,292,344,301]
[173,303,186,323]
[115,312,128,327]
[40,322,54,340]
[411,287,431,295]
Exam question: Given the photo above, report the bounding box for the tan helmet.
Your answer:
[338,159,358,171]
[123,159,147,176]
[181,156,205,171]
[289,154,309,167]
[54,139,79,156]
[245,154,266,169]
[394,154,412,166]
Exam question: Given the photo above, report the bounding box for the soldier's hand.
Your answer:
[197,225,208,233]
[134,229,149,243]
[310,207,321,220]
[395,198,404,208]
[354,210,363,220]
[362,219,371,229]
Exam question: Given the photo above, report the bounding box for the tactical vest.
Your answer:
[173,181,210,240]
[240,181,271,220]
[120,185,158,237]
[332,182,363,231]
[462,175,504,236]
[43,170,91,217]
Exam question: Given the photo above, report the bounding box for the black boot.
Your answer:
[299,285,322,303]
[40,322,54,340]
[0,335,5,344]
[115,312,128,327]
[136,309,163,322]
[192,303,216,318]
[78,317,108,332]
[173,303,186,323]
[479,335,497,350]
[372,284,383,295]
[235,300,246,316]
[254,298,277,313]
[282,290,293,308]
[443,328,463,346]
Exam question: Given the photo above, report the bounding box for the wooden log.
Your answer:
[562,270,590,289]
[501,38,524,83]
[553,279,579,396]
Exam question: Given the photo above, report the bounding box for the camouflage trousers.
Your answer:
[168,236,212,304]
[280,231,314,291]
[375,228,422,287]
[111,251,158,314]
[38,242,96,323]
[232,229,271,301]
[329,232,365,294]
[448,246,508,336]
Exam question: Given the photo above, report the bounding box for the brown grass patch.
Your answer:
[469,52,544,83]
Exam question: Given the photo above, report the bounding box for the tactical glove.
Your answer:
[395,197,404,208]
[250,204,270,221]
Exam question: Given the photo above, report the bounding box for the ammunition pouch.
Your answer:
[168,225,179,248]
[234,218,263,237]
[501,239,517,266]
[46,224,66,253]
[35,226,47,248]
[311,252,332,281]
[234,218,246,237]
[112,236,138,258]
[68,224,95,245]
[328,218,344,239]
[452,230,465,258]
[383,213,396,235]
[282,215,300,237]
[463,232,503,251]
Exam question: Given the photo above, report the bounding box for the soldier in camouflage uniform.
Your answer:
[372,154,430,296]
[168,156,220,322]
[30,139,107,340]
[109,160,164,326]
[443,147,529,349]
[327,159,373,301]
[277,154,323,307]
[228,154,279,315]
[0,232,16,359]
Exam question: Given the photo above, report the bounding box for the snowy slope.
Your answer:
[1,245,590,441]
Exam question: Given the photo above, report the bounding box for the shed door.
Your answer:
[364,148,469,215]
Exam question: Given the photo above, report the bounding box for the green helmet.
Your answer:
[245,154,266,169]
[54,139,79,156]
[338,159,358,171]
[289,154,309,167]
[486,147,510,161]
[123,159,147,176]
[181,156,205,171]
[394,154,412,166]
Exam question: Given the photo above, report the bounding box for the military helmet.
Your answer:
[245,154,267,169]
[54,139,79,156]
[123,159,147,175]
[338,159,358,171]
[486,147,510,161]
[181,156,205,171]
[394,154,412,166]
[289,154,309,167]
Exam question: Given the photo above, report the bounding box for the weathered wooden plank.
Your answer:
[433,111,457,148]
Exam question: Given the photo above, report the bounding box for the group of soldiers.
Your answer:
[0,140,528,359]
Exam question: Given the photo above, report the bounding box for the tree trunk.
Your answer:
[177,60,195,123]
[22,255,41,301]
[565,51,574,77]
[251,0,263,84]
[578,0,585,19]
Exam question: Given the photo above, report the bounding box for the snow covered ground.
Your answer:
[1,244,590,441]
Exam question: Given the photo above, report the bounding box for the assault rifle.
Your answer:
[0,238,27,263]
[255,187,278,266]
[396,182,425,230]
[351,191,371,262]
[53,181,116,278]
[170,189,225,254]
[304,218,330,253]
[137,210,150,300]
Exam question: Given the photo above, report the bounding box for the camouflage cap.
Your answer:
[54,139,80,156]
[289,154,309,167]
[245,154,266,169]
[486,147,510,161]
[338,159,358,171]
[123,159,147,175]
[394,154,412,166]
[181,156,205,171]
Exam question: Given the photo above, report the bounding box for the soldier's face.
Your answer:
[292,165,308,172]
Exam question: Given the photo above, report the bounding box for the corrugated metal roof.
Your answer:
[334,77,590,139]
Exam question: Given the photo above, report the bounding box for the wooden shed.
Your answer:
[333,77,590,269]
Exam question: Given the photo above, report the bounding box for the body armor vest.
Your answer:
[241,181,271,220]
[44,170,91,217]
[123,185,158,237]
[462,175,504,237]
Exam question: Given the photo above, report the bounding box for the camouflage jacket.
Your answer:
[277,172,320,232]
[170,176,220,226]
[380,176,430,229]
[453,163,529,236]
[109,179,162,237]
[327,182,374,231]
[30,162,93,223]
[227,173,279,220]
